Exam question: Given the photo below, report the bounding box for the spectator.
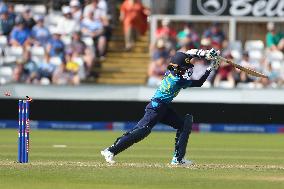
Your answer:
[120,0,148,51]
[31,15,50,46]
[0,0,4,9]
[22,50,38,76]
[57,6,79,36]
[65,53,81,84]
[177,23,199,49]
[147,39,169,86]
[21,6,35,31]
[13,50,38,83]
[67,31,86,56]
[156,19,176,40]
[13,61,25,83]
[151,39,169,61]
[84,0,107,19]
[258,62,282,88]
[0,5,15,36]
[7,3,16,21]
[70,0,83,21]
[46,28,65,60]
[9,16,31,47]
[266,22,284,52]
[98,0,108,14]
[81,10,106,59]
[147,58,168,87]
[238,52,256,84]
[213,53,235,88]
[36,54,56,84]
[155,19,176,52]
[178,36,195,53]
[200,37,212,50]
[67,31,94,73]
[203,23,225,50]
[52,62,80,85]
[85,0,111,41]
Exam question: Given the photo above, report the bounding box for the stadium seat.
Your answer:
[82,37,94,46]
[245,40,264,51]
[3,56,17,64]
[72,57,86,80]
[231,50,242,61]
[31,46,45,64]
[248,50,263,60]
[201,81,211,88]
[48,25,57,34]
[237,82,255,89]
[5,46,23,59]
[3,47,23,64]
[82,37,95,52]
[0,35,8,48]
[228,41,242,51]
[218,81,234,89]
[268,51,284,71]
[14,4,25,14]
[267,51,284,62]
[31,46,45,56]
[40,77,51,85]
[0,66,13,84]
[271,61,281,70]
[82,37,94,47]
[61,36,72,45]
[31,5,46,15]
[46,13,62,26]
[50,56,62,66]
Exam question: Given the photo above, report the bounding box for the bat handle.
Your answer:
[217,56,226,62]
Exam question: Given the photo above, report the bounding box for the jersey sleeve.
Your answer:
[179,68,211,88]
[185,49,207,59]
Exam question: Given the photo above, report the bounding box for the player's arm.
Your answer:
[185,48,220,61]
[183,49,220,87]
[189,67,213,87]
[191,48,221,87]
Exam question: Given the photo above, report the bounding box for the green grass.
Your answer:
[0,130,284,189]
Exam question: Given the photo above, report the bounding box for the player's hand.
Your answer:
[207,55,221,71]
[209,59,220,70]
[205,48,220,60]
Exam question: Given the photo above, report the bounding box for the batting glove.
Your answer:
[205,48,220,60]
[210,60,220,70]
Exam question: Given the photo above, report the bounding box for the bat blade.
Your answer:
[218,56,268,78]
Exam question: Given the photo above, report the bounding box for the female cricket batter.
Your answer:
[101,48,220,165]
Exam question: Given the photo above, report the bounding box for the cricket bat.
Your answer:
[218,56,268,78]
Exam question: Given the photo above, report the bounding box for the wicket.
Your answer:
[18,100,30,163]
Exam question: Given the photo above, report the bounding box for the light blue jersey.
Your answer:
[151,71,192,105]
[151,49,212,107]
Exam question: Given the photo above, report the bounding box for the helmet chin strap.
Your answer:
[168,64,193,80]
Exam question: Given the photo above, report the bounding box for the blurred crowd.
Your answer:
[1,0,284,88]
[0,0,111,85]
[148,19,284,89]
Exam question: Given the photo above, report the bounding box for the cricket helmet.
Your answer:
[168,52,194,78]
[170,52,194,68]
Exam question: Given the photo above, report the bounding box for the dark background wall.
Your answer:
[1,99,283,124]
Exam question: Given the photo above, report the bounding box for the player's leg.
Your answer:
[108,116,154,155]
[161,108,193,165]
[101,102,167,163]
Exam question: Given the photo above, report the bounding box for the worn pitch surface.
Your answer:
[0,130,283,189]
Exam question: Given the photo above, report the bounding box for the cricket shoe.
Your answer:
[171,157,193,166]
[101,149,115,164]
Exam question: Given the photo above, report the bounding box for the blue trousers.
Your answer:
[108,101,193,161]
